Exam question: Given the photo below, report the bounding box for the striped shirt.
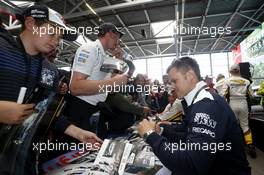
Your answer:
[0,31,43,102]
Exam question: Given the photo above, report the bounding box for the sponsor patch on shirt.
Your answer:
[77,51,89,63]
[194,113,217,129]
[192,127,215,138]
[77,56,87,63]
[79,52,89,58]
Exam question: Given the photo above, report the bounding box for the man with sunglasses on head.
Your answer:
[64,23,128,140]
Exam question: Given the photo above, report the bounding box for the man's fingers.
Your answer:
[158,121,171,125]
[61,84,67,89]
[22,103,35,110]
[22,109,34,117]
[143,118,155,126]
[60,84,68,94]
[14,119,25,124]
[83,132,103,144]
[91,134,103,143]
[139,119,147,128]
[84,138,95,144]
[14,115,28,124]
[142,119,148,123]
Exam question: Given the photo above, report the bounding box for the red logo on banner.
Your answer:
[232,44,242,64]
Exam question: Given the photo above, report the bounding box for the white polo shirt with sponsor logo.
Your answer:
[71,39,110,106]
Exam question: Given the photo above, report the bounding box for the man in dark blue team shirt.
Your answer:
[138,57,251,175]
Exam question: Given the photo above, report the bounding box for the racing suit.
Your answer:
[223,75,253,145]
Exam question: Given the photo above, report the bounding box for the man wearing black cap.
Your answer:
[0,4,101,175]
[67,22,128,138]
[0,4,77,122]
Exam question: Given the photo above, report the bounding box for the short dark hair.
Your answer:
[167,56,202,81]
[135,73,145,81]
[97,23,124,38]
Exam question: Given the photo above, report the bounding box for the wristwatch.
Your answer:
[143,130,154,141]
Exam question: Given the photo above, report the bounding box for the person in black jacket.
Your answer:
[0,5,101,175]
[101,45,150,137]
[138,57,250,175]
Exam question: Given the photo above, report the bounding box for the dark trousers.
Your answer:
[66,96,99,131]
[49,96,100,159]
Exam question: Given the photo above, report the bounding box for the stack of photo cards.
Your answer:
[93,139,133,175]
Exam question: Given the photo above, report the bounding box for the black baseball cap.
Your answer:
[19,4,78,41]
[98,22,125,38]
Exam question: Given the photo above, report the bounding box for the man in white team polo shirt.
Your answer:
[66,23,128,138]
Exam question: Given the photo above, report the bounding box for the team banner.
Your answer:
[240,22,264,63]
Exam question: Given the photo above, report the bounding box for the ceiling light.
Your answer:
[85,3,97,15]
